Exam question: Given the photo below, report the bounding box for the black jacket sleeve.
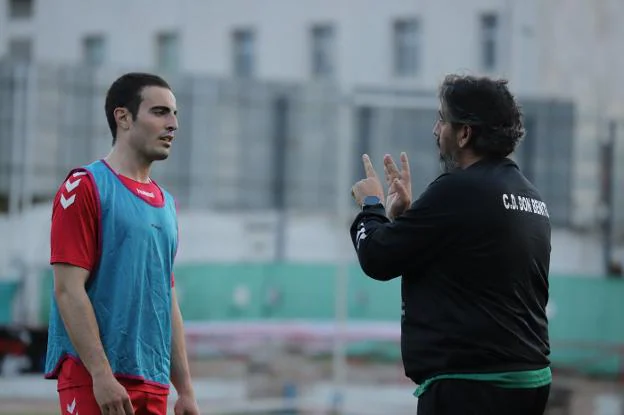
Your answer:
[349,174,463,281]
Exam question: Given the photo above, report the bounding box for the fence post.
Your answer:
[600,120,617,276]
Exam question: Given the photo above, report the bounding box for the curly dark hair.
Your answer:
[438,74,524,158]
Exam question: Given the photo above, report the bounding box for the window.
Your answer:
[155,32,179,73]
[8,38,32,62]
[83,35,106,67]
[393,19,420,77]
[8,0,33,19]
[480,13,499,71]
[232,29,255,78]
[310,24,335,79]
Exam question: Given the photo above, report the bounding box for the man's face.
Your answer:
[129,86,178,162]
[433,105,459,173]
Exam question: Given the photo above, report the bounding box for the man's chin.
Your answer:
[151,149,170,161]
[439,155,456,173]
[439,155,446,171]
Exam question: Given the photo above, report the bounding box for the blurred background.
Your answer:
[0,0,623,414]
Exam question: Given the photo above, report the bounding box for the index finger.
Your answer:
[384,154,400,176]
[362,154,378,179]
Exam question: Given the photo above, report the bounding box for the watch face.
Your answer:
[363,196,381,206]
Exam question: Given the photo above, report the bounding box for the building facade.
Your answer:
[1,0,623,233]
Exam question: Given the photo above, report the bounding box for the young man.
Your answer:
[46,73,200,415]
[350,75,551,414]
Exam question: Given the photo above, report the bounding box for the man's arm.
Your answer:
[51,171,110,372]
[170,288,195,397]
[53,264,112,378]
[350,175,461,281]
[54,264,133,413]
[50,171,133,413]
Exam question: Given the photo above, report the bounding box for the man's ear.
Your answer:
[458,125,472,149]
[114,108,131,131]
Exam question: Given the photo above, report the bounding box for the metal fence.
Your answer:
[0,62,344,212]
[1,60,621,233]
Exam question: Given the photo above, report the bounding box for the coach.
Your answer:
[349,74,552,415]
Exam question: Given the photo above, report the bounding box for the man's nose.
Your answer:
[167,115,178,132]
[433,120,440,138]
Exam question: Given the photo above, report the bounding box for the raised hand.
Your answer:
[351,154,385,206]
[383,152,412,220]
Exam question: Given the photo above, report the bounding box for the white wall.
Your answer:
[1,0,621,103]
[33,0,181,69]
[1,0,623,231]
[534,0,624,230]
[0,0,539,91]
[181,0,518,89]
[535,0,624,114]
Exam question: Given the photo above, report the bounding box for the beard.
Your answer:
[439,152,458,173]
[437,137,459,173]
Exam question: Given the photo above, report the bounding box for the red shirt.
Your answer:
[50,165,174,393]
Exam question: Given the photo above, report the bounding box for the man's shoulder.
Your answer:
[56,168,94,192]
[427,170,480,191]
[421,163,509,203]
[52,168,97,213]
[447,158,521,187]
[80,159,107,174]
[59,160,102,182]
[413,173,474,210]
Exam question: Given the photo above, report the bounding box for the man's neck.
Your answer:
[104,145,152,184]
[457,151,484,170]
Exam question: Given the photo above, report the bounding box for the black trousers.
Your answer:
[417,379,550,415]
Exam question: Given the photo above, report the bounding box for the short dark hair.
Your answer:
[439,74,524,159]
[105,72,171,144]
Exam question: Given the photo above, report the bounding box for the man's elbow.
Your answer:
[358,256,400,281]
[54,284,77,305]
[53,280,86,304]
[53,281,70,298]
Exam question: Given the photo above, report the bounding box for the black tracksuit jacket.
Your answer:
[350,158,551,384]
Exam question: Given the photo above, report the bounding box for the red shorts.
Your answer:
[58,386,168,415]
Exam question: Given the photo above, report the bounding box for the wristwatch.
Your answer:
[361,195,383,209]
